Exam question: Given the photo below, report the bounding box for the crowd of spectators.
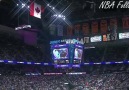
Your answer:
[0,32,46,62]
[0,63,128,90]
[84,45,128,63]
[0,32,129,63]
[1,31,129,90]
[0,73,128,90]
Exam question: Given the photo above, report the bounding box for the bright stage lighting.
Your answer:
[58,14,61,17]
[28,6,30,8]
[17,4,19,6]
[22,3,25,6]
[54,14,57,17]
[52,7,55,10]
[22,3,25,8]
[47,4,49,6]
[53,14,66,20]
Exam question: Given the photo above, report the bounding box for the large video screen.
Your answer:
[51,44,69,60]
[74,48,83,59]
[51,43,83,68]
[74,44,83,60]
[52,48,69,59]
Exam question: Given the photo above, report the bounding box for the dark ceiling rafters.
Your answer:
[0,0,129,27]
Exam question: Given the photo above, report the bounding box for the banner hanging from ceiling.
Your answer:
[67,26,73,36]
[91,21,98,34]
[74,24,81,35]
[57,25,63,36]
[100,20,108,33]
[122,17,129,29]
[49,24,56,36]
[82,23,89,35]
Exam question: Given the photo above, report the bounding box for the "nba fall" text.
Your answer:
[99,1,129,9]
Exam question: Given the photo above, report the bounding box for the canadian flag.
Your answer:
[30,2,43,19]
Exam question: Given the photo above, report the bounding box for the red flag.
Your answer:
[30,2,41,18]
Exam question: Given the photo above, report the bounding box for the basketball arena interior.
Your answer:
[0,0,129,90]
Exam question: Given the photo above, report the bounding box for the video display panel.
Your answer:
[52,48,68,59]
[51,44,69,60]
[51,43,83,68]
[74,48,83,59]
[74,44,83,60]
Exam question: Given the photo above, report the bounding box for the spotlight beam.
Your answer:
[44,0,64,26]
[49,3,72,26]
[60,3,72,15]
[11,7,22,19]
[44,0,63,18]
[11,0,31,19]
[19,7,27,17]
[10,0,20,15]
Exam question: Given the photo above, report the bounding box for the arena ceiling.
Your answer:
[0,0,129,28]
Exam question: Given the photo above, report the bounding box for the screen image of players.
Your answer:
[53,48,68,59]
[74,48,83,59]
[53,49,60,59]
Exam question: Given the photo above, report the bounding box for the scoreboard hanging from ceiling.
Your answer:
[50,31,129,68]
[50,39,84,68]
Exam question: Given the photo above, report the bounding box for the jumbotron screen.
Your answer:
[50,40,84,68]
[73,44,83,64]
[74,48,83,60]
[51,44,69,65]
[52,48,69,60]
